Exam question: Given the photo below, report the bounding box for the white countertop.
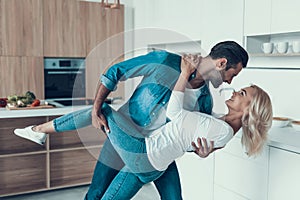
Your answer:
[267,126,300,153]
[1,106,299,154]
[0,105,92,118]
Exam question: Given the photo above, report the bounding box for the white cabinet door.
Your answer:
[271,0,300,33]
[201,0,244,51]
[268,147,300,200]
[176,153,214,200]
[244,0,272,35]
[214,184,247,200]
[214,137,269,200]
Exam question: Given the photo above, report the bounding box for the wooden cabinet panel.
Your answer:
[85,5,124,99]
[0,56,22,97]
[0,0,2,54]
[50,148,100,187]
[0,57,44,99]
[0,154,47,196]
[85,2,108,56]
[0,117,47,155]
[106,5,124,59]
[21,57,44,99]
[50,125,106,150]
[22,0,43,56]
[0,0,43,56]
[1,0,23,56]
[43,0,86,57]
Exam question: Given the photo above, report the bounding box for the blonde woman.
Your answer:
[97,60,273,199]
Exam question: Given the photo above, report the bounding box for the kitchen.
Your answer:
[0,0,300,200]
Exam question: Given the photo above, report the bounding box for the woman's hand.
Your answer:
[192,137,214,158]
[181,53,201,76]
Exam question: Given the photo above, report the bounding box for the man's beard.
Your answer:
[205,70,223,88]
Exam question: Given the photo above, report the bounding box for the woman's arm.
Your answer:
[173,56,195,92]
[166,56,196,120]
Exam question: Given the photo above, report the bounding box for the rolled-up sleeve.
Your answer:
[101,74,118,91]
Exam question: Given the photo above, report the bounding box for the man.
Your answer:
[14,41,248,199]
[88,40,248,199]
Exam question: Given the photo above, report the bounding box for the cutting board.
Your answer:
[6,105,55,110]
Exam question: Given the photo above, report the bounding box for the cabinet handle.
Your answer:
[47,71,83,75]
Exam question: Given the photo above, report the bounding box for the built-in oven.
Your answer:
[44,58,88,106]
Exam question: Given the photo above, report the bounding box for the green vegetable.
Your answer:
[7,91,37,107]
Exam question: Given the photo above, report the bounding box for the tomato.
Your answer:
[31,99,40,107]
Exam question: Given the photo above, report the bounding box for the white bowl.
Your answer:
[272,117,291,128]
[292,121,300,132]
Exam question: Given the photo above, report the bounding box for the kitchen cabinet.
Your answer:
[214,184,247,200]
[268,147,300,200]
[214,136,269,200]
[271,0,300,34]
[176,153,214,200]
[85,4,124,99]
[200,0,244,51]
[43,0,86,57]
[244,0,300,35]
[0,115,105,197]
[244,0,271,36]
[0,56,44,99]
[85,2,108,56]
[244,0,300,65]
[0,0,43,56]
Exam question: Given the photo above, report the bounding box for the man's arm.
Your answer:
[92,83,111,132]
[94,50,174,131]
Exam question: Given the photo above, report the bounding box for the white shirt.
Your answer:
[144,86,203,132]
[145,91,233,171]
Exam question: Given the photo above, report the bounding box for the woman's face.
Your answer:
[225,86,255,113]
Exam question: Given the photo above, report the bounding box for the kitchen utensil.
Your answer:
[261,42,274,54]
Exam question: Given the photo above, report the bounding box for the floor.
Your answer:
[2,184,160,200]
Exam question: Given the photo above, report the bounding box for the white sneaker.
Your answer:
[14,126,47,145]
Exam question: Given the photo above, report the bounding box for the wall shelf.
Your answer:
[245,32,300,68]
[251,53,300,57]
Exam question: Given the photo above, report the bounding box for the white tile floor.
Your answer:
[1,184,160,200]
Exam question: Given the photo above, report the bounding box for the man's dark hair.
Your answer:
[209,41,249,70]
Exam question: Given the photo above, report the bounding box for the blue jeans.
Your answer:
[53,106,182,199]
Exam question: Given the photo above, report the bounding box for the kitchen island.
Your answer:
[0,104,122,197]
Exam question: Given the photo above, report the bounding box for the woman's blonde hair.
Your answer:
[241,85,273,156]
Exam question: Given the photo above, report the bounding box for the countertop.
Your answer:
[1,106,299,154]
[0,105,92,118]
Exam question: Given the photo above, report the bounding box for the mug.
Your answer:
[292,41,300,53]
[261,42,273,54]
[275,42,288,54]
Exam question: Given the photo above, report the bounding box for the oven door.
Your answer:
[44,68,86,99]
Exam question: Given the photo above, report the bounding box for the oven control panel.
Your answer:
[44,58,85,69]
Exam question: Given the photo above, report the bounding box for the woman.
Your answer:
[95,61,273,199]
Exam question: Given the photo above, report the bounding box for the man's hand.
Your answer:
[92,109,110,133]
[192,137,214,158]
